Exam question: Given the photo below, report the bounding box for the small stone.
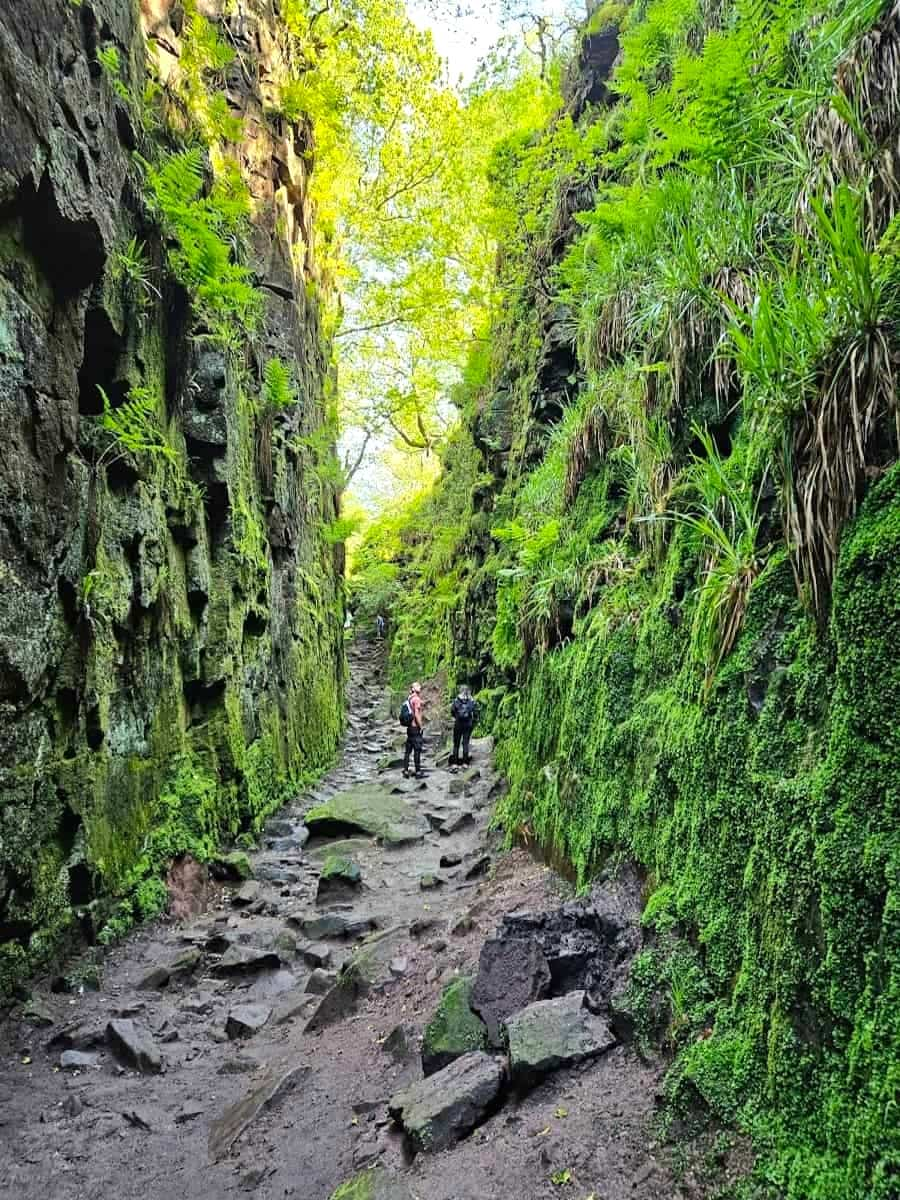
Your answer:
[233,881,262,907]
[60,1050,100,1071]
[382,1024,411,1062]
[306,968,338,995]
[255,863,301,885]
[439,853,462,869]
[225,1003,272,1040]
[272,929,298,958]
[168,947,203,978]
[299,942,333,969]
[464,855,490,879]
[409,917,438,938]
[62,1093,85,1117]
[273,988,317,1026]
[388,956,408,977]
[439,811,475,836]
[114,1001,147,1019]
[264,818,295,839]
[22,999,55,1028]
[106,1019,163,1074]
[175,1101,205,1125]
[180,993,214,1016]
[136,966,171,991]
[419,874,443,891]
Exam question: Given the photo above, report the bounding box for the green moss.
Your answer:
[422,976,488,1071]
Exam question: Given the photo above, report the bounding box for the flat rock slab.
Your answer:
[59,1049,100,1071]
[471,934,551,1046]
[506,990,616,1086]
[209,1063,308,1162]
[329,1168,415,1199]
[213,945,282,976]
[305,783,430,845]
[226,1003,272,1039]
[440,811,475,836]
[106,1019,163,1074]
[389,1050,504,1154]
[293,913,378,941]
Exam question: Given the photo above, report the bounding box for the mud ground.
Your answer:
[0,639,743,1200]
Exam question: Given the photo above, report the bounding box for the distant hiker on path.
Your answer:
[450,685,477,768]
[375,613,386,638]
[400,681,425,779]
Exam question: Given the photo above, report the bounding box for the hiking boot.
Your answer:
[402,769,410,779]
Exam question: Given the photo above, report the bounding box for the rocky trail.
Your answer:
[0,641,710,1200]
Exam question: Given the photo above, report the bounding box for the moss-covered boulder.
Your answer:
[421,976,489,1076]
[305,784,430,845]
[506,991,616,1088]
[317,854,363,901]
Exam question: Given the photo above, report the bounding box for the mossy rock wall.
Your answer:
[371,6,900,1195]
[0,0,344,996]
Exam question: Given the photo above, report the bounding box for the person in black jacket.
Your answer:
[450,686,478,767]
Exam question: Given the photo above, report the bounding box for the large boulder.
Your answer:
[388,1051,504,1154]
[422,977,488,1076]
[506,991,616,1087]
[305,784,430,845]
[471,934,551,1046]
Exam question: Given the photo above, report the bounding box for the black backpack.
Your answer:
[456,698,476,725]
[399,699,413,727]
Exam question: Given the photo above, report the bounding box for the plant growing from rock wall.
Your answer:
[96,385,176,473]
[96,43,130,102]
[111,236,161,310]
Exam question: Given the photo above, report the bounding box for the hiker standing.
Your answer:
[450,685,478,767]
[401,681,425,779]
[375,613,386,639]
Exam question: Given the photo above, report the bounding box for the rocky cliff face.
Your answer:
[0,0,344,995]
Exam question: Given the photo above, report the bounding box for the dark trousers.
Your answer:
[452,722,472,765]
[404,726,423,773]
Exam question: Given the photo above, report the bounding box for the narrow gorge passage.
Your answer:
[0,639,700,1200]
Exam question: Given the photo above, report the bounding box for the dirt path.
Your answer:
[0,639,701,1200]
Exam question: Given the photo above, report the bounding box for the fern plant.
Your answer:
[262,359,295,411]
[96,45,130,102]
[97,385,176,472]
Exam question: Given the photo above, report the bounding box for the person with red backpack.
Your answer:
[449,685,478,768]
[400,682,425,779]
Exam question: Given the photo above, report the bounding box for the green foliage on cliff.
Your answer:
[352,0,900,1194]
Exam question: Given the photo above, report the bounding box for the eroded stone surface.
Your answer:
[471,935,551,1046]
[388,1051,504,1154]
[506,991,616,1086]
